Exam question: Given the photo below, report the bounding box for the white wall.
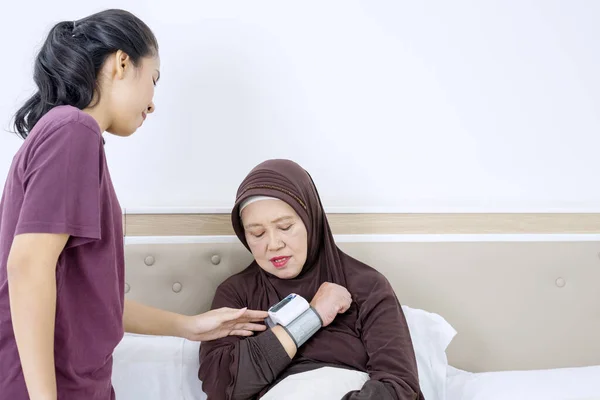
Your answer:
[2,1,600,212]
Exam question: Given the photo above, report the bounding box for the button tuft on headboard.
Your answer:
[555,277,566,288]
[211,255,221,265]
[172,282,183,293]
[124,283,130,293]
[144,256,155,266]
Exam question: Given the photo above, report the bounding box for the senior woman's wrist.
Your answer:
[271,325,298,359]
[271,325,297,359]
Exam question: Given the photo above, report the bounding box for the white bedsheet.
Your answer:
[446,364,600,400]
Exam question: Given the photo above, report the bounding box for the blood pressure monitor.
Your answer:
[265,293,323,348]
[267,293,309,326]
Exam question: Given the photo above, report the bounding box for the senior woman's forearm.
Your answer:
[231,329,293,400]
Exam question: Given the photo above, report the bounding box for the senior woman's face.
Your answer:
[241,199,308,279]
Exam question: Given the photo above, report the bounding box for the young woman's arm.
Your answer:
[7,233,69,400]
[123,299,270,341]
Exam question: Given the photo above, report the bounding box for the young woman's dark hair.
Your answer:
[13,9,158,138]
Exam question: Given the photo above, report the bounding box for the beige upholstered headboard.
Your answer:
[123,235,600,373]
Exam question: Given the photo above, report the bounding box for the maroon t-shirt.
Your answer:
[0,105,125,399]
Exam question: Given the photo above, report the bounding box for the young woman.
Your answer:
[0,9,266,400]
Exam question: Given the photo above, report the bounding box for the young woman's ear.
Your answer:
[114,50,131,79]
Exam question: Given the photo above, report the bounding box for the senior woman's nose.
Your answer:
[268,231,284,251]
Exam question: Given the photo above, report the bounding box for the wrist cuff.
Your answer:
[281,306,322,348]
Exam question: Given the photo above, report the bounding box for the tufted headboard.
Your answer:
[123,235,600,373]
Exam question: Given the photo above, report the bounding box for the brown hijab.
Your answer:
[201,159,423,399]
[230,158,347,302]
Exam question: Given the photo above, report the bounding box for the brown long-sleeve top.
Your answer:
[198,255,423,400]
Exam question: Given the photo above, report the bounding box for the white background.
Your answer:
[1,1,599,212]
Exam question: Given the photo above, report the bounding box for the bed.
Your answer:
[112,235,600,399]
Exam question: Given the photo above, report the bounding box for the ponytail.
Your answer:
[13,9,158,138]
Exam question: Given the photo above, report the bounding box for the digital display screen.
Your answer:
[270,294,295,312]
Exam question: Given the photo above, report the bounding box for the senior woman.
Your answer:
[199,159,424,400]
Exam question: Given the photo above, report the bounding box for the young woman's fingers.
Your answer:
[234,323,267,332]
[229,330,254,337]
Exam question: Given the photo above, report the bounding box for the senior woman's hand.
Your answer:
[310,282,352,326]
[181,307,268,341]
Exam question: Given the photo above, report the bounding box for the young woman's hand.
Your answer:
[181,307,268,341]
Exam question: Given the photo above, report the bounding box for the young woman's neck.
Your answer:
[83,104,111,133]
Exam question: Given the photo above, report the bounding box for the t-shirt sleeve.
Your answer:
[15,121,102,246]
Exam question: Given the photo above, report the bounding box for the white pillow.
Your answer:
[182,338,205,399]
[261,367,369,400]
[111,333,205,400]
[111,306,455,400]
[402,305,457,400]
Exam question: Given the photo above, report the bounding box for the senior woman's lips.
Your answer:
[270,256,291,269]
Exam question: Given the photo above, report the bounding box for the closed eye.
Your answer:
[251,232,265,238]
[280,225,293,231]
